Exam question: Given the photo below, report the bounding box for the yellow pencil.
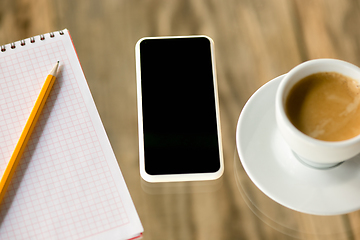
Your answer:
[0,61,59,204]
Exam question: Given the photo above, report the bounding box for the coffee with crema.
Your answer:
[286,72,360,141]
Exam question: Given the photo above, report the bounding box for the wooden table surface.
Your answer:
[2,0,360,239]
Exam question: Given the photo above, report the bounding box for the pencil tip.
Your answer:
[50,62,60,76]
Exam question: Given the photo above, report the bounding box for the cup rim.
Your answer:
[276,58,360,147]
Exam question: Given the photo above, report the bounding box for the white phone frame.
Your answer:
[135,35,224,183]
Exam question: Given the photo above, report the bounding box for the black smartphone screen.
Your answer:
[139,37,221,175]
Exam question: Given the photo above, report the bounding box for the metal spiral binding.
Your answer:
[1,31,60,52]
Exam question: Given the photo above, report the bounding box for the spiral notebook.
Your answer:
[0,29,143,240]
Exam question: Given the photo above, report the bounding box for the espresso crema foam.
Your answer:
[286,72,360,141]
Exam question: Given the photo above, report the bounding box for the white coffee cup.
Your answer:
[275,59,360,168]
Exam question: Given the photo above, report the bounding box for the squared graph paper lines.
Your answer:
[0,40,129,239]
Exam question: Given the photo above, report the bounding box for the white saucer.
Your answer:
[236,75,360,216]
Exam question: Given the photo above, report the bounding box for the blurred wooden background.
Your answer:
[1,0,360,239]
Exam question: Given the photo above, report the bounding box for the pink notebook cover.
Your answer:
[0,29,143,240]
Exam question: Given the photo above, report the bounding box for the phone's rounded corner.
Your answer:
[197,35,214,47]
[214,163,225,180]
[202,163,224,182]
[203,35,214,42]
[140,168,156,183]
[135,37,147,49]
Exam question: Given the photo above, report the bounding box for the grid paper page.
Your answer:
[0,30,143,240]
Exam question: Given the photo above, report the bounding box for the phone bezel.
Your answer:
[135,35,224,182]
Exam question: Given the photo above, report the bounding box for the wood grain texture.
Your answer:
[1,0,360,239]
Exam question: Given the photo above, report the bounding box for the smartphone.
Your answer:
[135,36,224,182]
